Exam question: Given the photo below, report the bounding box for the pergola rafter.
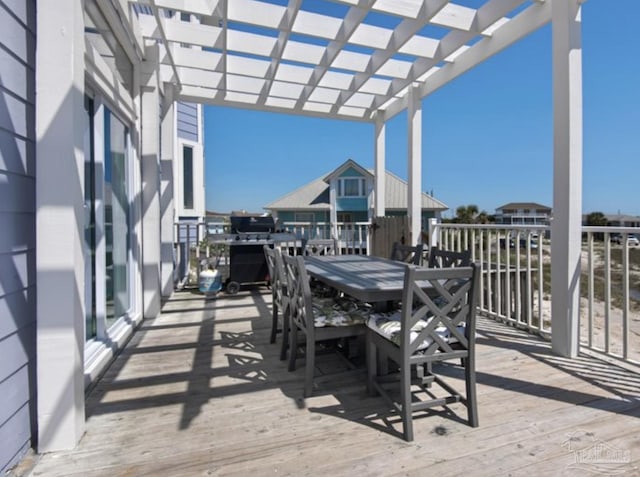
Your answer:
[131,0,552,122]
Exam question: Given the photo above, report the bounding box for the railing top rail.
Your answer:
[281,221,371,225]
[583,226,640,233]
[434,223,549,231]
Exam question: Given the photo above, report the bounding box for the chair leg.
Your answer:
[270,302,279,344]
[304,337,315,397]
[279,307,289,361]
[366,332,378,396]
[288,324,298,372]
[401,363,414,442]
[465,358,479,427]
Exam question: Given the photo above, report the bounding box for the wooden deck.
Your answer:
[26,288,640,476]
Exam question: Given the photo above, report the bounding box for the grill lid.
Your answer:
[230,215,275,233]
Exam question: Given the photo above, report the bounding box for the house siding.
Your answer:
[277,211,330,224]
[177,101,198,142]
[0,0,37,473]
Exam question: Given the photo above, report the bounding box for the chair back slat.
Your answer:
[282,254,314,335]
[427,246,471,268]
[400,264,479,358]
[264,245,287,307]
[390,242,423,265]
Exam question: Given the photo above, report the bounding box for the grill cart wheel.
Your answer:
[226,281,240,295]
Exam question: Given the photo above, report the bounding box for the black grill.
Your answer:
[208,216,296,294]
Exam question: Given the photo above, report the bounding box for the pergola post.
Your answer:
[374,112,386,218]
[35,0,86,451]
[551,0,583,357]
[140,45,162,318]
[160,90,176,298]
[407,85,422,246]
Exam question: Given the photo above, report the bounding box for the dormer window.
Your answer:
[338,177,366,198]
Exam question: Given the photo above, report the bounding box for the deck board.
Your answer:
[24,289,640,477]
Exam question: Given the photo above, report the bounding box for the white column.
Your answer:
[160,93,176,298]
[374,112,386,217]
[551,0,583,357]
[140,45,162,317]
[407,85,422,246]
[36,0,85,451]
[329,180,338,239]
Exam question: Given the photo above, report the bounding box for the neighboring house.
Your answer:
[495,202,552,226]
[603,214,640,228]
[264,159,448,229]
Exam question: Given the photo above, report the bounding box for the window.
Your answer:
[183,145,194,209]
[338,177,365,198]
[295,213,314,223]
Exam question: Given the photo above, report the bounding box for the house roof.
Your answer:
[604,214,640,223]
[264,161,448,212]
[496,202,552,212]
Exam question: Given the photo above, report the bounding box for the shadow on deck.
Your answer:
[27,288,640,476]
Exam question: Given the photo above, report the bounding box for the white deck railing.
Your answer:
[433,223,640,364]
[581,226,640,363]
[279,221,371,255]
[433,223,550,335]
[173,220,639,363]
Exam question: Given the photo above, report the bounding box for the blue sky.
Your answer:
[204,1,640,218]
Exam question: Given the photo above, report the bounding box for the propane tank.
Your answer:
[199,268,222,294]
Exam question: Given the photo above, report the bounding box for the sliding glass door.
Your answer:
[104,109,131,326]
[84,99,134,345]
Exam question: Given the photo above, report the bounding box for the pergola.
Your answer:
[34,0,584,455]
[126,0,582,359]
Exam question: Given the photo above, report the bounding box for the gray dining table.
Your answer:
[303,254,413,304]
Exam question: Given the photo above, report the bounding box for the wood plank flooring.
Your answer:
[24,288,640,477]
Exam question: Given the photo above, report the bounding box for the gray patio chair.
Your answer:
[282,254,368,397]
[390,242,424,266]
[427,246,471,268]
[264,245,290,361]
[366,264,480,441]
[302,238,338,256]
[427,246,473,367]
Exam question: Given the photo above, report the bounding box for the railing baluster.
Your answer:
[588,232,594,348]
[605,235,611,354]
[623,236,630,360]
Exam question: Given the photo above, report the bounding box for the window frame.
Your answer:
[337,177,366,198]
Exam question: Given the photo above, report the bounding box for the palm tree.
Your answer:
[455,204,479,224]
[585,211,609,241]
[585,211,608,227]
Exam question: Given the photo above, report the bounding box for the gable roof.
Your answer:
[323,158,372,182]
[264,160,447,212]
[496,202,552,212]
